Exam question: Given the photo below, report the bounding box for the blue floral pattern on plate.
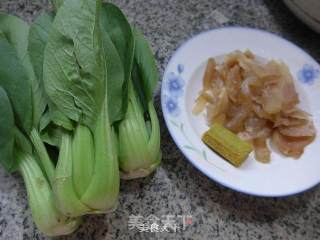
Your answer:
[163,64,185,117]
[298,64,320,85]
[165,73,185,98]
[163,95,180,117]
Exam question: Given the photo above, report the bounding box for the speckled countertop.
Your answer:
[0,0,320,239]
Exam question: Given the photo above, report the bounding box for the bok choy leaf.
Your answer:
[0,87,15,172]
[0,12,81,236]
[43,0,119,216]
[101,3,161,179]
[101,2,135,122]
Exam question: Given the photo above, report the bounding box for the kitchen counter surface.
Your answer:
[0,0,319,239]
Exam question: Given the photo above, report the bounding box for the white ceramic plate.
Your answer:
[161,27,320,197]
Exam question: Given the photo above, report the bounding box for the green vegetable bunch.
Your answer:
[0,12,80,236]
[0,0,161,236]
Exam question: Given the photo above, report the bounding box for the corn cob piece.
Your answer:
[202,123,252,167]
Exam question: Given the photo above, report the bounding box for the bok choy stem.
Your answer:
[30,128,55,186]
[80,99,119,211]
[53,132,91,217]
[118,80,161,179]
[72,124,94,198]
[17,150,81,236]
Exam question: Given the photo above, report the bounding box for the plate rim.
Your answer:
[161,26,320,197]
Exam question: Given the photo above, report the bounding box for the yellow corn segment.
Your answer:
[202,123,252,167]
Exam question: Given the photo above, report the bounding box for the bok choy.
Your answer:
[0,0,162,235]
[101,3,161,179]
[0,13,80,236]
[43,0,119,217]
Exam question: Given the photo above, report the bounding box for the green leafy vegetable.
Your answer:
[101,28,125,123]
[29,11,54,84]
[121,29,162,178]
[44,0,105,129]
[132,28,159,108]
[30,128,55,186]
[28,11,55,126]
[0,0,162,235]
[17,150,81,236]
[0,33,32,133]
[0,12,30,62]
[79,103,119,211]
[118,81,161,179]
[53,132,92,216]
[0,12,81,236]
[101,2,135,120]
[14,127,33,156]
[28,11,74,138]
[40,123,64,148]
[72,124,94,197]
[100,4,161,179]
[43,0,119,216]
[48,103,74,131]
[0,12,46,128]
[0,87,15,172]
